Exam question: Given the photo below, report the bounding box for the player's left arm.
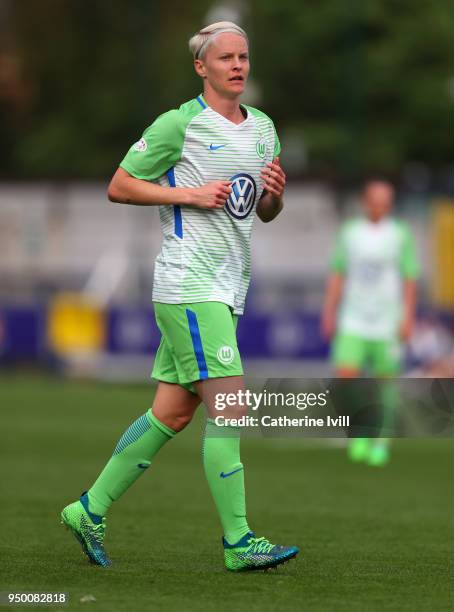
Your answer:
[399,224,420,341]
[400,279,418,341]
[256,156,285,223]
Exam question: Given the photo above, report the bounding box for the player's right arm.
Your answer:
[321,225,348,340]
[107,108,231,210]
[321,273,344,340]
[108,169,231,210]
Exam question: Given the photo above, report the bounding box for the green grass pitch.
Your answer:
[1,373,454,611]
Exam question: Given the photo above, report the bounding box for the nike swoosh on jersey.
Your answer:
[209,144,227,151]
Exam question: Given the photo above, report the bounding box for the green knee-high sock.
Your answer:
[87,410,175,516]
[378,380,399,440]
[202,419,250,544]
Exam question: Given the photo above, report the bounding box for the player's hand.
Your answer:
[260,157,286,198]
[399,317,414,342]
[189,181,232,209]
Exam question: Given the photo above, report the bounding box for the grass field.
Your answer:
[1,373,454,611]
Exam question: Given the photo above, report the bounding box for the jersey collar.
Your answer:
[197,94,250,127]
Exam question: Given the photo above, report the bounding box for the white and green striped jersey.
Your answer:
[120,94,280,314]
[331,217,419,340]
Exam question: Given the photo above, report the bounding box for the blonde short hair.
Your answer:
[188,21,248,60]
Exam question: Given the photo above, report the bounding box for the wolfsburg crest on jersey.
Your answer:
[120,94,281,315]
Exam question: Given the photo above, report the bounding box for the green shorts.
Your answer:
[332,333,402,376]
[151,301,243,391]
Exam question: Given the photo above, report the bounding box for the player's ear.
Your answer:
[194,59,207,79]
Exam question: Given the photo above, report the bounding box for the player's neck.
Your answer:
[202,90,246,124]
[367,216,388,224]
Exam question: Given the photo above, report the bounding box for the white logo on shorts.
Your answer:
[217,345,235,364]
[389,341,402,361]
[133,138,147,152]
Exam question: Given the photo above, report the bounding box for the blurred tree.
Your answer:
[249,0,454,182]
[4,0,210,179]
[3,0,454,181]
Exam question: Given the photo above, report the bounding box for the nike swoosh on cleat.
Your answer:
[137,463,150,469]
[209,144,227,151]
[220,467,244,478]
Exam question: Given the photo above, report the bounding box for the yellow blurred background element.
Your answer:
[47,293,106,355]
[432,201,454,308]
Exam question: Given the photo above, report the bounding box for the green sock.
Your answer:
[87,410,175,516]
[379,380,399,436]
[372,438,389,449]
[202,418,250,544]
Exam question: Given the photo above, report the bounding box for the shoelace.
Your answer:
[91,520,106,545]
[246,536,274,554]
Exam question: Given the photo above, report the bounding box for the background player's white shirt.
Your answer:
[331,217,419,340]
[121,95,280,315]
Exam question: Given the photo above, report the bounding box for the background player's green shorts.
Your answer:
[332,332,402,376]
[152,301,243,392]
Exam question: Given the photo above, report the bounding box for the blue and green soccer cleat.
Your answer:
[367,443,390,467]
[223,532,299,571]
[60,492,111,567]
[347,438,370,463]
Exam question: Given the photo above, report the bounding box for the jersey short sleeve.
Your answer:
[120,110,185,181]
[273,126,281,158]
[330,224,348,273]
[399,223,419,279]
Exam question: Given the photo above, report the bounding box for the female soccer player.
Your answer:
[321,179,419,466]
[61,21,299,571]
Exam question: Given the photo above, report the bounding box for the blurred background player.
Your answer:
[321,179,419,466]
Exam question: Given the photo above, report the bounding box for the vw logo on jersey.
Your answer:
[225,173,256,220]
